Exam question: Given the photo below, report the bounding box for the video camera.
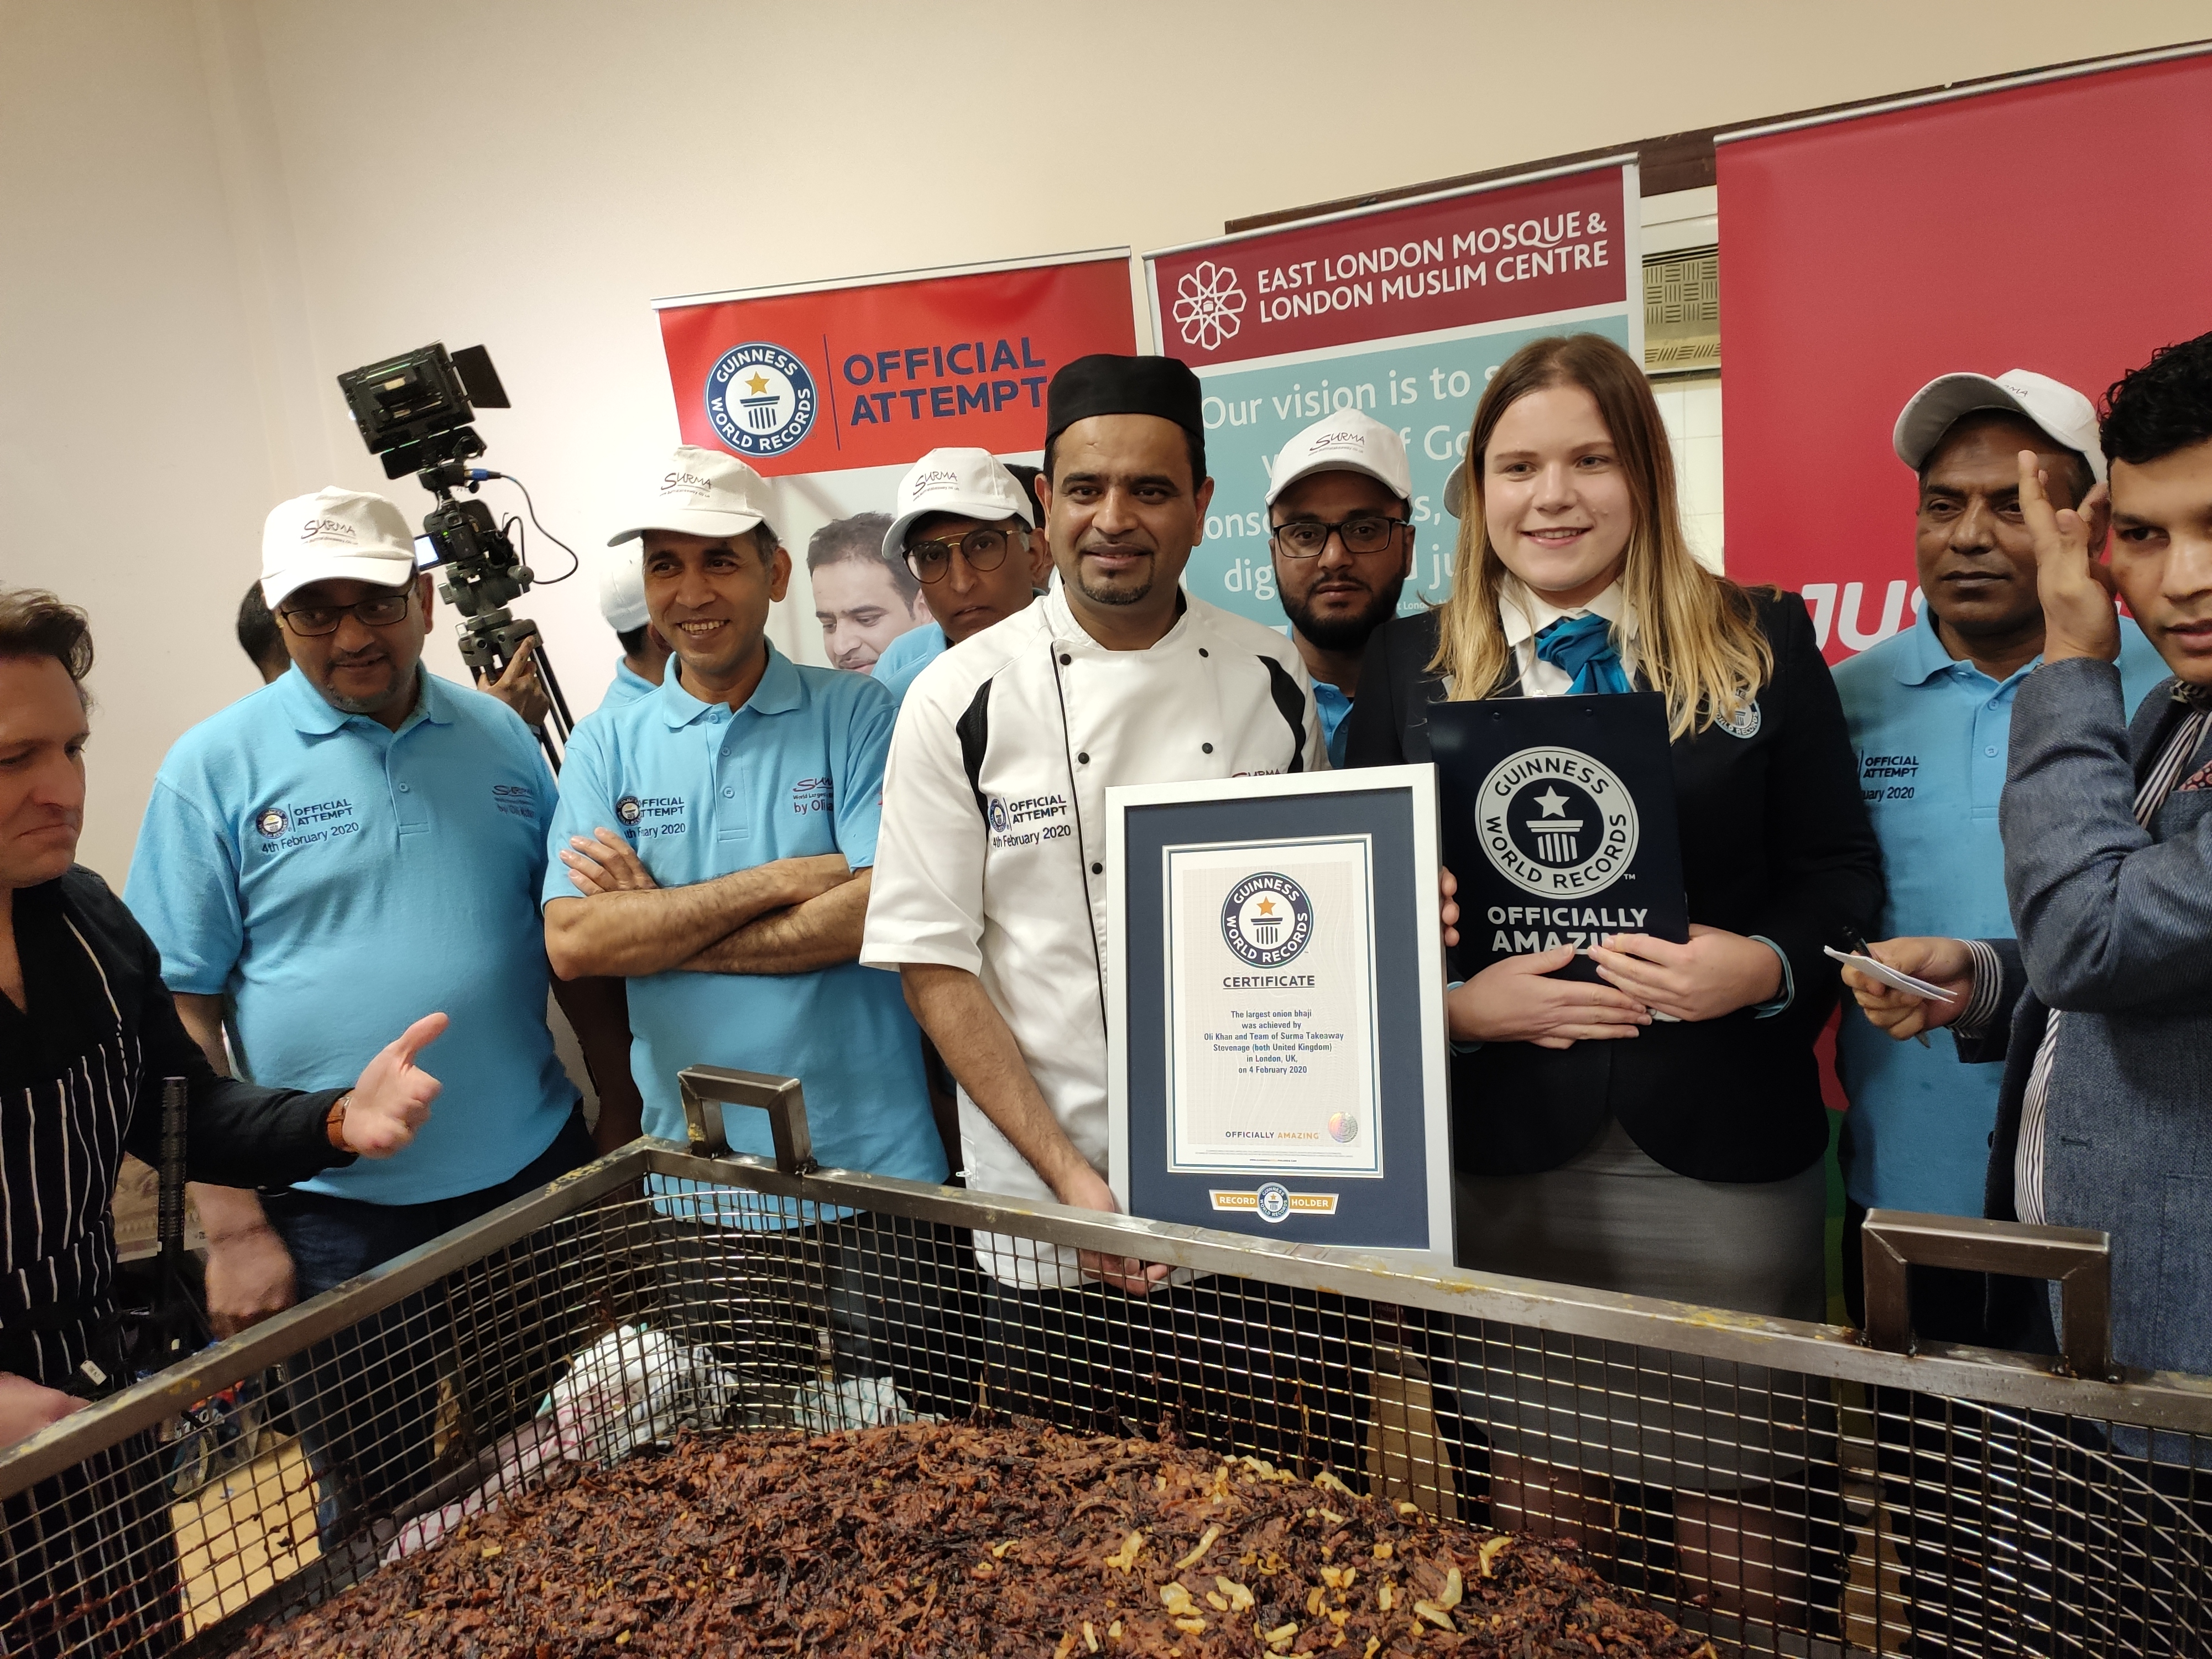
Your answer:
[336,343,573,763]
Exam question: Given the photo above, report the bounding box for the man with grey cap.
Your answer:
[870,448,1052,705]
[1829,369,2167,1338]
[1266,410,1417,766]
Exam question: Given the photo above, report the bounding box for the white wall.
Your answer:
[7,0,2206,881]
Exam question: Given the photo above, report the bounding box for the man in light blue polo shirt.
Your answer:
[127,483,640,1528]
[1833,369,2166,1338]
[543,447,952,1415]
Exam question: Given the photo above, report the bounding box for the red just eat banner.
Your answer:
[654,250,1138,477]
[1717,49,2212,662]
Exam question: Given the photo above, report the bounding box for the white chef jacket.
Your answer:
[860,583,1323,1287]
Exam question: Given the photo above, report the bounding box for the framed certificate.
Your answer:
[1106,766,1453,1264]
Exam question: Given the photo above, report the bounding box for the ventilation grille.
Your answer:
[1644,245,1719,374]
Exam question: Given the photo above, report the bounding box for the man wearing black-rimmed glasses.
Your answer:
[1266,410,1416,767]
[870,449,1052,705]
[121,486,638,1539]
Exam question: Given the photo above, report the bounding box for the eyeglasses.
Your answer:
[1269,515,1411,559]
[905,526,1014,583]
[278,588,414,637]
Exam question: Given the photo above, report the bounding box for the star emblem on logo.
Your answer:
[743,371,771,395]
[1256,898,1276,915]
[1532,786,1571,817]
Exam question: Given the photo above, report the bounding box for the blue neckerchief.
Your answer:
[1534,613,1631,695]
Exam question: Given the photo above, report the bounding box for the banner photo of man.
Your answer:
[653,251,1138,670]
[1144,165,1641,626]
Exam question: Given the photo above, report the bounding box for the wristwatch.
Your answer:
[325,1092,354,1151]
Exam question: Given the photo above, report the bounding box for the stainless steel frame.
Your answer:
[4,1071,2209,1657]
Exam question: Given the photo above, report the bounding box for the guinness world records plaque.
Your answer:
[1107,766,1452,1262]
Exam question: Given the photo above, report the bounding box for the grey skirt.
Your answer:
[1447,1117,1828,1491]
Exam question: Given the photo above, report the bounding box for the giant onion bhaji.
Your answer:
[246,1423,1721,1657]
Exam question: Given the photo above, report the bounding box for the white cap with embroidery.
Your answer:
[608,445,776,545]
[1892,368,2107,485]
[1265,410,1412,506]
[260,487,417,608]
[881,448,1034,559]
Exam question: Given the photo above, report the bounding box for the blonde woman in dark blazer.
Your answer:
[1348,333,1880,1623]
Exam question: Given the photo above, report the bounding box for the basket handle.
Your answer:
[677,1067,816,1175]
[1860,1208,2113,1380]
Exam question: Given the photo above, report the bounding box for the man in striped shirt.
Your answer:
[1,589,444,1653]
[1846,331,2212,1384]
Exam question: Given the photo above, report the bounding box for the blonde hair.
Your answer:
[1428,335,1771,739]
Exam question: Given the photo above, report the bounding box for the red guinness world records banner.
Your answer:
[654,249,1137,476]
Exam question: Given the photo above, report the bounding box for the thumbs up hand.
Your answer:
[340,1013,449,1157]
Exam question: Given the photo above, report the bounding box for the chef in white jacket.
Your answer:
[863,357,1323,1316]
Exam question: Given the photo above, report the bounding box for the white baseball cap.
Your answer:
[1265,410,1412,506]
[598,545,649,632]
[608,445,776,546]
[1441,457,1470,519]
[260,486,417,608]
[1892,369,2107,485]
[881,447,1034,560]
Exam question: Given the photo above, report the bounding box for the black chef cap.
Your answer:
[1044,354,1207,482]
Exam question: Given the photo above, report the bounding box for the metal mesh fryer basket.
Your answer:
[6,1067,2211,1658]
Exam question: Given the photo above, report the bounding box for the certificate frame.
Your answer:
[1106,765,1453,1265]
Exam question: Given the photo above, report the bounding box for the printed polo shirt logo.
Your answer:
[252,796,358,852]
[1861,751,1920,806]
[986,790,1071,851]
[615,792,687,839]
[790,775,833,817]
[1478,747,1638,896]
[1220,872,1314,968]
[490,781,536,821]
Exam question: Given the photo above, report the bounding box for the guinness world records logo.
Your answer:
[615,795,643,826]
[704,342,817,457]
[1220,872,1314,967]
[1477,747,1639,896]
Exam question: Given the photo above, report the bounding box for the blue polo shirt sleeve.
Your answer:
[832,675,898,870]
[2116,618,2171,717]
[542,718,619,911]
[124,776,244,998]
